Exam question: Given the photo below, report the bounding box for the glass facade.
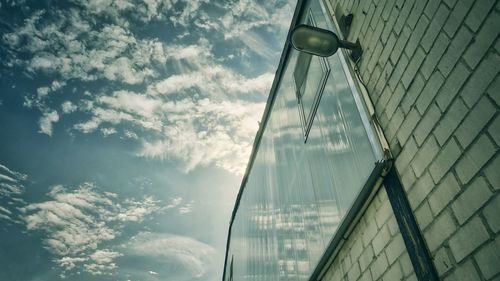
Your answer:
[223,0,385,280]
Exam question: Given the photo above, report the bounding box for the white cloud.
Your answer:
[123,232,216,278]
[61,101,77,114]
[0,164,27,223]
[20,183,162,276]
[149,270,159,275]
[38,110,59,136]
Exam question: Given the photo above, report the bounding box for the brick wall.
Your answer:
[321,0,500,280]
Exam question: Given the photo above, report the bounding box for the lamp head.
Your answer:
[290,24,340,57]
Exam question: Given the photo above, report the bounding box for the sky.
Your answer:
[0,0,296,280]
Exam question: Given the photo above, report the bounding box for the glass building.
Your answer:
[222,0,390,280]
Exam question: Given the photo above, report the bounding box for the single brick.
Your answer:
[420,4,450,52]
[359,245,375,272]
[454,96,496,148]
[381,6,399,43]
[407,0,427,29]
[390,27,410,65]
[385,234,405,265]
[484,154,500,190]
[414,103,441,146]
[428,172,460,215]
[455,134,496,184]
[362,219,379,246]
[401,47,426,89]
[395,137,418,172]
[443,0,474,37]
[451,176,492,224]
[416,71,444,115]
[383,263,404,281]
[435,62,470,112]
[420,32,450,80]
[437,26,474,77]
[379,33,397,67]
[429,138,461,183]
[404,16,430,58]
[401,74,425,114]
[372,225,391,255]
[424,0,440,18]
[347,262,361,281]
[463,11,500,69]
[408,172,434,209]
[483,194,500,233]
[434,98,468,146]
[375,198,393,228]
[415,200,433,229]
[449,216,489,262]
[370,253,389,280]
[411,136,439,177]
[401,167,417,191]
[487,74,499,106]
[369,0,387,29]
[385,83,405,119]
[350,237,364,261]
[433,247,453,275]
[443,259,481,281]
[385,108,405,141]
[424,210,457,251]
[461,52,500,107]
[381,0,396,21]
[393,0,415,34]
[475,236,500,279]
[464,0,496,32]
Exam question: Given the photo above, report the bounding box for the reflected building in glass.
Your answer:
[223,0,387,280]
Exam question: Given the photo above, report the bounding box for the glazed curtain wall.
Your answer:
[224,0,384,280]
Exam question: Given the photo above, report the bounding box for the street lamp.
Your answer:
[290,24,362,61]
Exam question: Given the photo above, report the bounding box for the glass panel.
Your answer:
[224,0,384,280]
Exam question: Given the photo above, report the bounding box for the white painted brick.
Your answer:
[401,74,425,114]
[387,216,399,236]
[424,210,457,251]
[408,172,434,209]
[385,83,405,119]
[432,247,453,275]
[434,98,468,146]
[474,236,500,279]
[437,26,474,77]
[385,108,405,142]
[415,200,433,230]
[399,252,414,277]
[414,103,441,146]
[388,54,409,92]
[435,62,470,112]
[411,137,439,178]
[488,75,500,107]
[383,263,404,281]
[393,0,415,35]
[423,0,440,18]
[397,108,420,145]
[483,194,500,233]
[347,262,361,281]
[451,176,492,224]
[372,225,391,255]
[390,28,410,66]
[429,138,461,183]
[403,48,427,88]
[401,167,417,191]
[420,4,450,52]
[464,0,496,32]
[489,115,500,146]
[463,10,500,69]
[420,32,450,80]
[484,154,500,190]
[449,216,489,262]
[350,237,364,261]
[461,52,500,107]
[416,71,444,115]
[403,17,429,59]
[454,96,496,149]
[359,245,375,272]
[443,259,481,281]
[443,0,474,37]
[375,198,393,228]
[395,137,418,173]
[455,134,496,184]
[370,253,388,280]
[406,0,426,29]
[428,173,460,215]
[385,234,405,265]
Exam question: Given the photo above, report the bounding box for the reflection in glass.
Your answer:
[224,0,383,280]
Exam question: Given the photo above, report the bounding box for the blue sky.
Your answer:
[0,0,295,280]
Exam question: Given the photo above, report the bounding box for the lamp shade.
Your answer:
[290,24,339,57]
